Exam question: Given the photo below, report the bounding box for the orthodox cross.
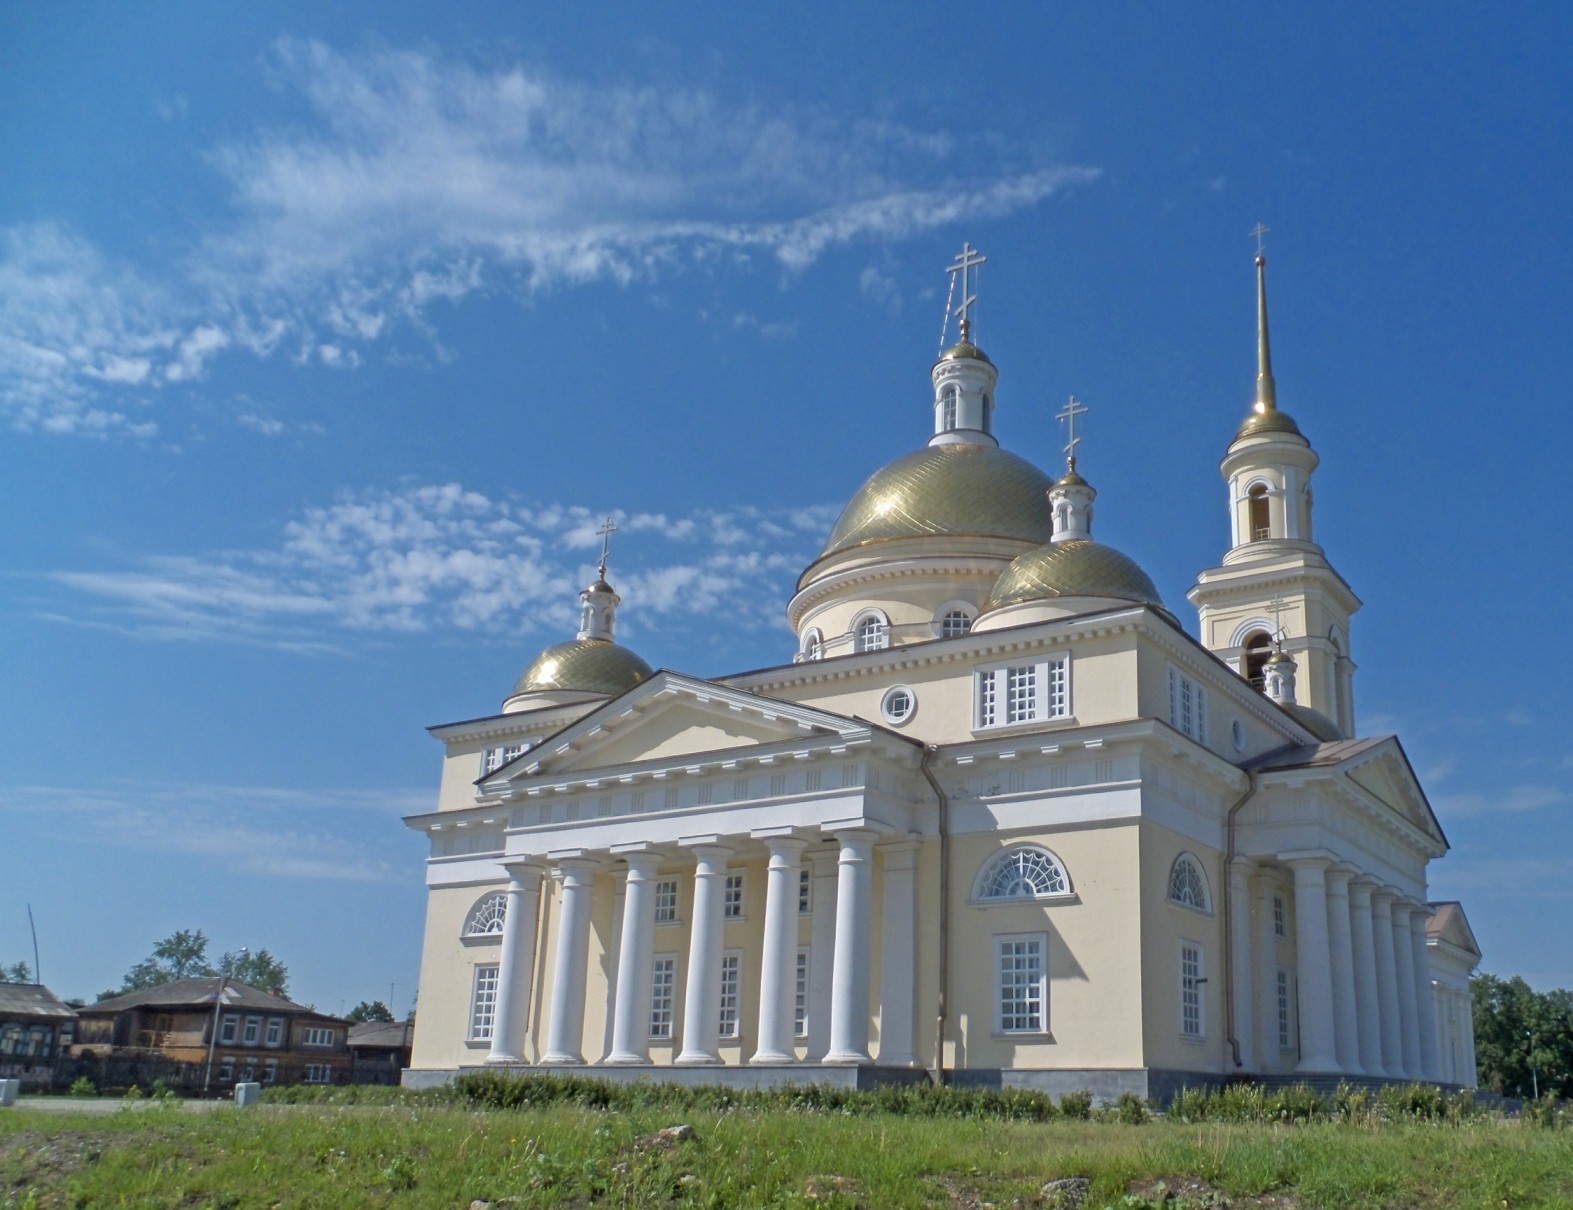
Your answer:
[946,242,987,340]
[1250,223,1270,258]
[596,515,618,578]
[1056,395,1089,470]
[1268,593,1287,644]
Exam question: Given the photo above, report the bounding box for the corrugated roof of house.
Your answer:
[84,977,340,1018]
[0,982,76,1020]
[347,1020,414,1049]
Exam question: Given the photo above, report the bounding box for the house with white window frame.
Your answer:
[403,247,1478,1101]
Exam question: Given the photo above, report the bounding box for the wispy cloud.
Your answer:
[0,40,1097,437]
[0,781,428,884]
[35,483,839,652]
[1434,783,1567,819]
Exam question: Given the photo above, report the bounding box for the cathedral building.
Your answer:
[402,246,1479,1099]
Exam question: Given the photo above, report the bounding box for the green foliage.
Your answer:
[0,960,33,983]
[67,1076,96,1097]
[1472,972,1573,1099]
[1165,1081,1487,1126]
[99,930,291,999]
[346,999,395,1023]
[1112,1091,1149,1124]
[218,947,289,996]
[1058,1088,1094,1119]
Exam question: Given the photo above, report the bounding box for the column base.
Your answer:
[675,1053,723,1066]
[822,1050,872,1065]
[485,1053,527,1066]
[749,1050,796,1065]
[1295,1057,1341,1075]
[539,1053,585,1065]
[603,1054,653,1066]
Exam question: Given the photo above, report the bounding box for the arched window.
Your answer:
[981,391,992,433]
[463,891,508,938]
[976,846,1071,901]
[1248,483,1271,541]
[1243,631,1273,689]
[1168,853,1211,912]
[800,628,824,662]
[941,386,960,431]
[853,611,889,653]
[938,607,974,638]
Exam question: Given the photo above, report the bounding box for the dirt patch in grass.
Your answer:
[2,1130,107,1186]
[1125,1176,1303,1208]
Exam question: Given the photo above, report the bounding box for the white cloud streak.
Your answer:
[36,484,839,652]
[0,40,1096,436]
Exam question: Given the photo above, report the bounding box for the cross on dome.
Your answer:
[942,242,987,347]
[1250,222,1270,260]
[596,515,618,579]
[1056,395,1089,472]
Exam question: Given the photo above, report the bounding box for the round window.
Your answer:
[881,685,916,725]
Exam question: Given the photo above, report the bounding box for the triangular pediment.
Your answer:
[1343,740,1448,849]
[481,670,872,790]
[1428,902,1482,958]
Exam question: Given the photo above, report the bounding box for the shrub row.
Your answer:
[1167,1081,1491,1124]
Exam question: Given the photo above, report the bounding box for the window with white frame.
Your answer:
[975,846,1071,901]
[300,1026,336,1048]
[262,1058,278,1084]
[940,384,960,430]
[975,655,1070,728]
[480,741,530,777]
[265,1018,283,1048]
[218,1056,235,1082]
[1168,853,1211,913]
[881,684,916,725]
[468,966,499,1042]
[997,935,1047,1033]
[242,1016,261,1045]
[1276,968,1293,1051]
[1180,943,1204,1038]
[800,628,824,662]
[654,879,679,924]
[464,892,508,937]
[939,607,973,638]
[304,1063,333,1085]
[724,873,745,920]
[853,611,889,653]
[798,868,811,914]
[718,952,741,1039]
[1273,894,1287,939]
[219,1014,239,1044]
[794,948,810,1038]
[1168,667,1208,743]
[649,956,676,1040]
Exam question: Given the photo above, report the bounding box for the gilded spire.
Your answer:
[1233,225,1300,440]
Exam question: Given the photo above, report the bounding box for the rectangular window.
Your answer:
[724,873,745,920]
[242,1015,261,1045]
[218,1056,235,1082]
[718,953,741,1039]
[219,1014,239,1044]
[794,948,810,1038]
[1273,894,1287,938]
[649,956,676,1040]
[654,879,679,924]
[304,1064,332,1084]
[1168,668,1208,744]
[976,657,1071,730]
[469,965,499,1042]
[798,868,812,914]
[1276,968,1293,1051]
[997,935,1046,1033]
[264,1018,283,1048]
[1180,944,1204,1038]
[300,1026,336,1048]
[262,1058,278,1085]
[480,742,529,776]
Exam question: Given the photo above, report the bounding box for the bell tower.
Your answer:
[1188,240,1361,736]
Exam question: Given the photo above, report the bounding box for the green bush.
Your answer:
[1058,1089,1093,1119]
[1112,1091,1149,1124]
[67,1076,96,1098]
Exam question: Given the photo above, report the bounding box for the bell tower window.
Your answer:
[941,386,959,431]
[1243,631,1272,689]
[1248,484,1271,541]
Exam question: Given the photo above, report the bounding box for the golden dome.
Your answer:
[986,539,1164,611]
[816,444,1055,560]
[511,638,653,698]
[936,339,992,364]
[1234,406,1303,441]
[1281,702,1344,742]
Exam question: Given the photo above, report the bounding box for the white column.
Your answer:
[606,851,662,1064]
[676,843,731,1065]
[878,840,919,1067]
[487,861,545,1064]
[1347,878,1386,1076]
[1408,910,1441,1081]
[1252,875,1280,1071]
[1227,858,1255,1072]
[806,849,838,1060]
[1370,889,1404,1077]
[1461,988,1479,1088]
[752,836,808,1063]
[1324,866,1360,1074]
[1287,856,1338,1073]
[541,857,597,1064]
[1391,900,1421,1079]
[826,830,875,1064]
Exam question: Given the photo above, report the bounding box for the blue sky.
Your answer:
[2,3,1569,1014]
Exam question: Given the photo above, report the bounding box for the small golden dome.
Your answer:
[816,444,1055,560]
[936,339,992,364]
[986,539,1164,611]
[1234,405,1303,441]
[511,638,653,698]
[1282,702,1343,742]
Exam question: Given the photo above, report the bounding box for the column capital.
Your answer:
[1324,866,1355,896]
[1228,854,1259,874]
[1369,884,1401,905]
[1280,849,1336,872]
[678,834,734,855]
[502,858,548,882]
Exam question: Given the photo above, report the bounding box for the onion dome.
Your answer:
[815,444,1055,560]
[1282,702,1344,742]
[986,538,1164,611]
[937,338,992,364]
[511,638,653,698]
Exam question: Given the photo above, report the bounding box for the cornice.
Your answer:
[788,549,1023,627]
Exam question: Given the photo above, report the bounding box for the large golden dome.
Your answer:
[817,444,1055,560]
[986,539,1164,611]
[511,638,653,698]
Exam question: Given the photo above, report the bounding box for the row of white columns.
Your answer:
[487,830,917,1068]
[1232,855,1441,1081]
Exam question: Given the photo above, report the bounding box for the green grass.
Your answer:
[2,1092,1570,1208]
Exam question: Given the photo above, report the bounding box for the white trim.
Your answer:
[995,932,1048,1034]
[974,654,1071,731]
[880,684,917,726]
[1180,941,1206,1040]
[468,964,499,1042]
[1167,851,1212,914]
[850,609,891,653]
[932,600,978,639]
[1228,617,1279,650]
[973,844,1073,903]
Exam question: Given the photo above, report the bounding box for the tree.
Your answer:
[347,1000,395,1023]
[1472,973,1573,1099]
[220,949,289,996]
[1,961,33,983]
